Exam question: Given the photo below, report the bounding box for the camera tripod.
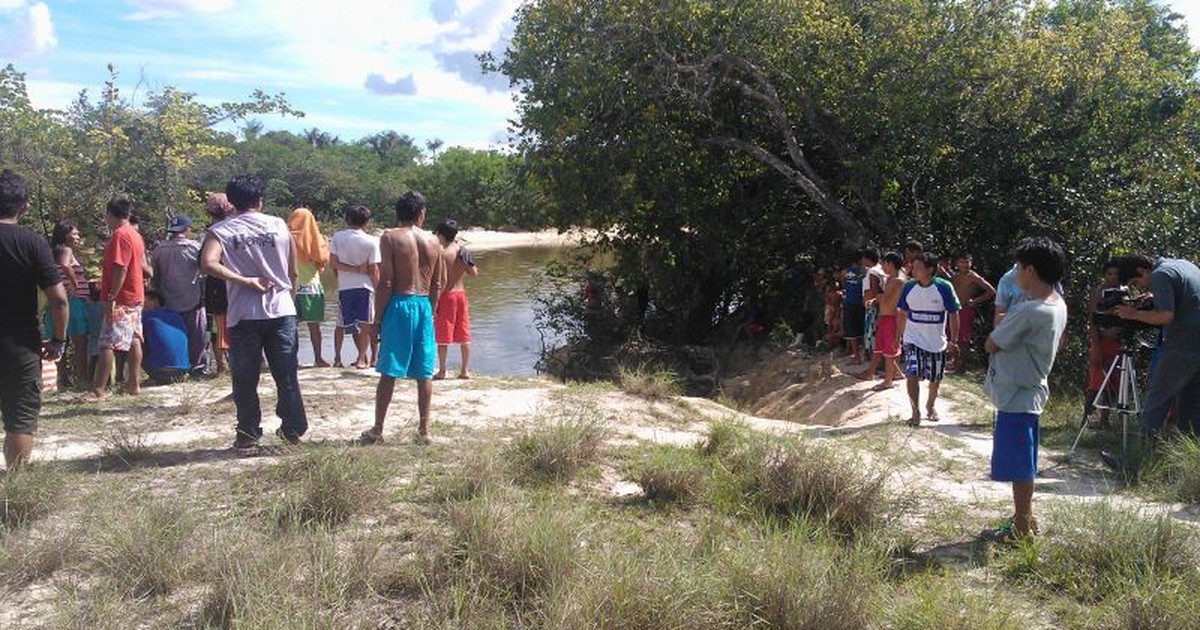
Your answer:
[1067,340,1141,461]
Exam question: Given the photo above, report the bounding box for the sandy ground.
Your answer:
[455,228,589,252]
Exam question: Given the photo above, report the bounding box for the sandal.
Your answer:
[926,409,941,423]
[905,415,921,428]
[358,428,385,445]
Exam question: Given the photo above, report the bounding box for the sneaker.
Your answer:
[233,435,260,457]
[275,428,301,446]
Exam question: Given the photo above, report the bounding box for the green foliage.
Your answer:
[626,445,711,504]
[505,0,1200,344]
[0,465,65,530]
[269,449,386,529]
[1144,435,1200,503]
[616,363,683,400]
[506,408,608,485]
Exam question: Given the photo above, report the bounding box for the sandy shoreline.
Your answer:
[455,228,588,252]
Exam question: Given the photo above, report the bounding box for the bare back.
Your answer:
[440,242,471,292]
[379,227,444,298]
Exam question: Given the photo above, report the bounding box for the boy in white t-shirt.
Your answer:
[897,252,961,426]
[329,205,381,369]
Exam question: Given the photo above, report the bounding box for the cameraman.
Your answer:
[1112,255,1200,442]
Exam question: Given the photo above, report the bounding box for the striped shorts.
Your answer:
[903,343,947,382]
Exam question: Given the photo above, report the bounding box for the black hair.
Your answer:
[1102,257,1120,272]
[1111,254,1154,285]
[435,219,459,242]
[1013,237,1066,285]
[344,204,371,227]
[882,251,903,268]
[954,252,973,262]
[395,190,426,223]
[88,281,101,302]
[145,289,162,304]
[50,219,76,248]
[107,197,134,220]
[0,169,29,219]
[903,240,924,253]
[913,251,940,271]
[225,175,265,211]
[860,245,880,264]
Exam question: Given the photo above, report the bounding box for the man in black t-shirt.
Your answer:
[0,169,68,468]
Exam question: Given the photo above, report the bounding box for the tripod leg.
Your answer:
[1069,354,1123,460]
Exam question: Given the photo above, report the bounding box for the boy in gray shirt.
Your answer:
[982,237,1068,543]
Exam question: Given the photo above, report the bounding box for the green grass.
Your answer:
[886,572,1029,630]
[98,425,153,470]
[616,364,683,401]
[1002,501,1200,605]
[507,409,608,485]
[625,445,711,504]
[1,465,65,530]
[268,448,387,529]
[1144,435,1200,503]
[91,499,195,597]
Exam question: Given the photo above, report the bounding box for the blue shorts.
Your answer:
[44,297,90,339]
[338,288,373,328]
[991,412,1039,482]
[376,295,435,380]
[904,343,946,382]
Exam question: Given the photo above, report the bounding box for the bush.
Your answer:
[507,410,608,485]
[720,526,884,629]
[617,364,682,400]
[270,449,385,529]
[1003,502,1200,604]
[1111,579,1200,630]
[92,500,195,597]
[627,445,710,504]
[0,465,65,530]
[436,449,508,502]
[98,426,153,470]
[1145,436,1200,503]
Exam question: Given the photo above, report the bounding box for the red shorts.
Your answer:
[1088,338,1122,392]
[874,313,900,357]
[957,305,975,344]
[435,291,471,344]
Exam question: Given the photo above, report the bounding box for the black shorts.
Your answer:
[843,303,866,339]
[0,337,41,434]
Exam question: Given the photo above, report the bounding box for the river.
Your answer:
[296,245,569,376]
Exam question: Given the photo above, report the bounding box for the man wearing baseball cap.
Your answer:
[152,214,207,374]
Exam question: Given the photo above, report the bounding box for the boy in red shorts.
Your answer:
[865,252,905,390]
[433,220,479,379]
[951,252,996,372]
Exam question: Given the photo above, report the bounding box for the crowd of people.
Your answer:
[0,169,479,465]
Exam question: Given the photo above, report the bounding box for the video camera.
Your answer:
[1093,286,1156,332]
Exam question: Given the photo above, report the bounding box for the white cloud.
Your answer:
[0,1,57,58]
[1169,0,1200,46]
[126,0,234,20]
[24,78,84,111]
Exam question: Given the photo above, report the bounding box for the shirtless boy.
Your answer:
[363,191,445,445]
[860,252,905,390]
[951,253,996,372]
[433,220,479,379]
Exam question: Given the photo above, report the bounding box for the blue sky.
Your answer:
[2,0,522,148]
[3,0,1200,149]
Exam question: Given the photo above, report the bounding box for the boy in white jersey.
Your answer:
[897,252,961,426]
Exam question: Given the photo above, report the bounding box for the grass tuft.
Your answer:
[720,436,892,536]
[1145,435,1200,503]
[270,449,385,529]
[626,445,710,504]
[98,426,153,470]
[1,464,65,530]
[1003,502,1200,604]
[617,364,682,400]
[93,499,195,597]
[696,417,749,459]
[436,449,508,502]
[507,409,607,485]
[0,527,80,587]
[886,573,1028,630]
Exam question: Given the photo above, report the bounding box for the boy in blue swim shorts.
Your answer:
[363,190,446,446]
[982,237,1068,543]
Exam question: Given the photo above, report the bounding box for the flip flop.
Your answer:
[871,382,896,392]
[358,429,385,445]
[926,410,941,422]
[905,416,921,428]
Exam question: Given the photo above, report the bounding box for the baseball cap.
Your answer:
[167,215,193,233]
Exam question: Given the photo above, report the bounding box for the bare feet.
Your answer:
[414,433,432,445]
[432,371,447,381]
[353,361,369,370]
[75,391,109,404]
[854,371,873,381]
[457,372,471,380]
[358,428,385,445]
[332,360,344,368]
[926,409,940,422]
[314,359,331,368]
[905,415,921,427]
[871,382,896,392]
